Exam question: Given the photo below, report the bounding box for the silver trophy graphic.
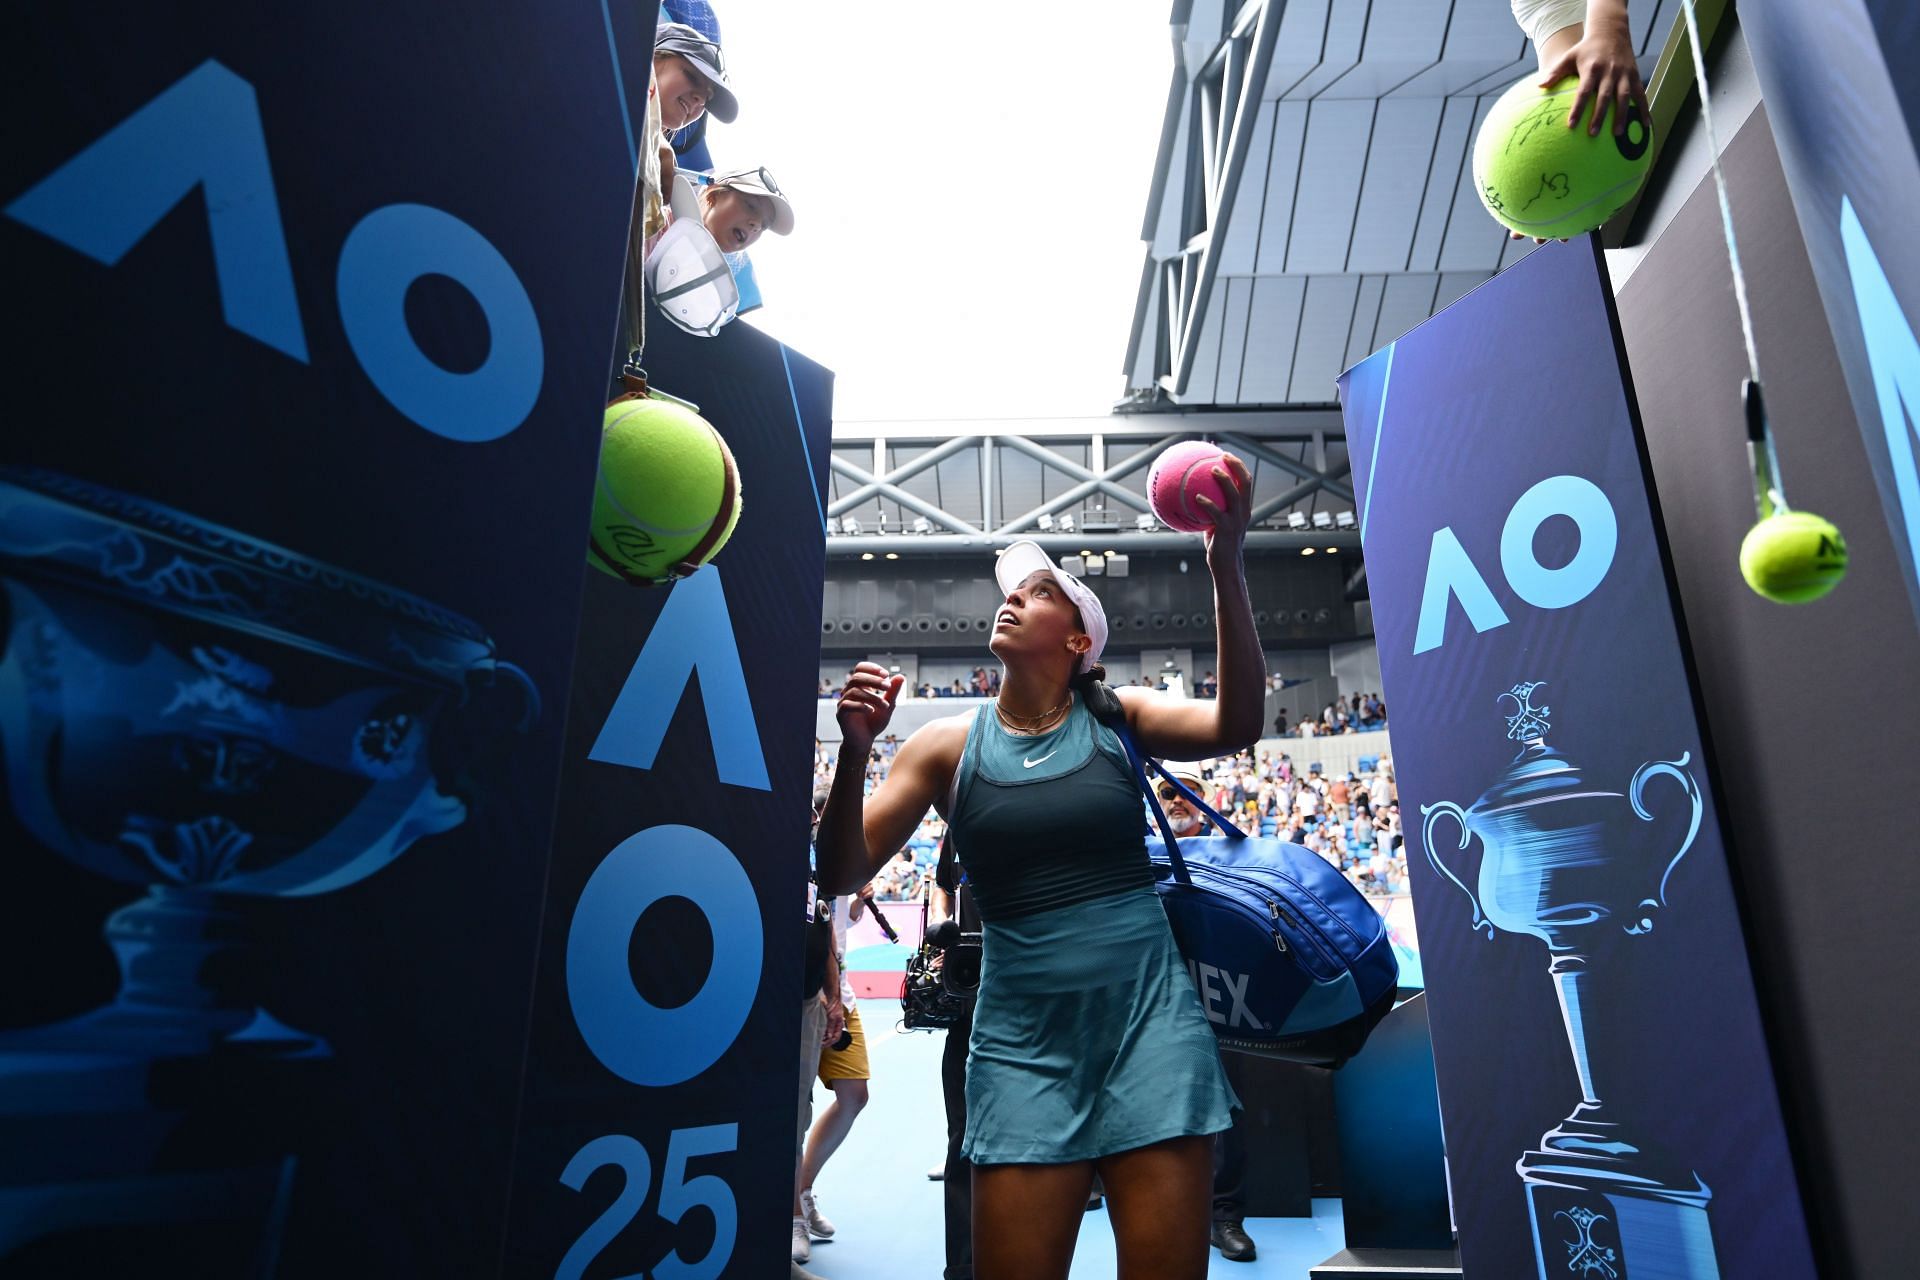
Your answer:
[1421,681,1717,1280]
[0,467,535,1261]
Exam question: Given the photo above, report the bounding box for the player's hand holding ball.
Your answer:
[836,661,903,754]
[1147,442,1254,566]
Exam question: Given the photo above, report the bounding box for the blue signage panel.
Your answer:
[1338,241,1816,1280]
[1740,0,1920,629]
[502,316,833,1280]
[0,4,651,1274]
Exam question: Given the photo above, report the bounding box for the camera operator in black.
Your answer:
[927,835,983,1280]
[1160,769,1258,1265]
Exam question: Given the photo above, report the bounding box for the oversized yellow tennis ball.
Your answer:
[1474,76,1653,239]
[1739,511,1847,603]
[588,395,741,583]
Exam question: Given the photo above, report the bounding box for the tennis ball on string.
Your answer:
[1739,511,1847,603]
[588,395,741,583]
[1148,440,1233,533]
[1473,76,1653,239]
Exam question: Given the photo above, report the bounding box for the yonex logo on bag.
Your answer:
[1185,958,1262,1031]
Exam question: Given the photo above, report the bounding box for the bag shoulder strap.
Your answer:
[1078,680,1251,890]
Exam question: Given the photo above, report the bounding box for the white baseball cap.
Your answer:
[646,218,739,337]
[708,166,795,235]
[994,540,1108,675]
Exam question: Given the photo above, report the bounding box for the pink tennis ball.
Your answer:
[1148,441,1232,533]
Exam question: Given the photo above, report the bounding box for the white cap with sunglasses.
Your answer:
[654,22,738,124]
[707,166,795,236]
[994,540,1108,675]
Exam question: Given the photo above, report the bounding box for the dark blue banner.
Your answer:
[502,317,833,1279]
[1338,241,1814,1279]
[1,3,651,1274]
[1740,0,1920,630]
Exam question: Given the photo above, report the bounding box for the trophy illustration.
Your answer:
[1421,682,1717,1280]
[0,467,536,1261]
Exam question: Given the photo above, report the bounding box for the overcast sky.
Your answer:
[713,1,1174,422]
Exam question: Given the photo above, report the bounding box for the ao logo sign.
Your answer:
[1840,196,1920,590]
[12,55,767,1279]
[6,60,543,443]
[557,567,774,1280]
[1413,474,1618,655]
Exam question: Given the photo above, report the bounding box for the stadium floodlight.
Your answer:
[1105,553,1131,577]
[1286,511,1309,531]
[912,515,932,534]
[1060,554,1086,576]
[1335,510,1357,530]
[1037,512,1056,531]
[1084,554,1106,576]
[1311,511,1334,531]
[1058,513,1075,532]
[841,516,862,535]
[1135,513,1156,531]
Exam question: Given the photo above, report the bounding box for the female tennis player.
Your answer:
[816,454,1263,1280]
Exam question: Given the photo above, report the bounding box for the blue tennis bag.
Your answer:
[1114,723,1399,1067]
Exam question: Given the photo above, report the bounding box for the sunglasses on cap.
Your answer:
[707,165,785,199]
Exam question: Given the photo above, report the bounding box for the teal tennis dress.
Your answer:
[948,694,1236,1165]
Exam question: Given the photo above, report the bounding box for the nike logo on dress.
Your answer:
[1022,750,1059,769]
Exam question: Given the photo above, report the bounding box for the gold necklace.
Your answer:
[995,695,1071,734]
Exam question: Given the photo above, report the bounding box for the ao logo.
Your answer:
[1413,475,1619,655]
[557,567,773,1280]
[6,60,542,443]
[569,566,770,1089]
[1840,196,1920,595]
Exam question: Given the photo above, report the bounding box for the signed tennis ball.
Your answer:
[1148,441,1232,533]
[589,395,741,583]
[1474,75,1653,239]
[1739,511,1847,603]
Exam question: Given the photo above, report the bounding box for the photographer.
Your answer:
[927,845,983,1280]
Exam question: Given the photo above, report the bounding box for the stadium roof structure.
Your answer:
[1122,0,1674,408]
[822,409,1359,557]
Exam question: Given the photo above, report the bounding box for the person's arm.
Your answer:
[1116,454,1267,758]
[822,948,846,1045]
[817,663,960,895]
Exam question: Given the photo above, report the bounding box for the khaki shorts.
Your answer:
[817,1003,871,1083]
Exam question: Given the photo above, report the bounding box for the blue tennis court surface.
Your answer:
[797,999,1347,1278]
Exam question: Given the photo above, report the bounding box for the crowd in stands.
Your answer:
[818,670,1389,735]
[811,734,1408,906]
[819,668,1004,699]
[1271,689,1388,738]
[1189,746,1408,898]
